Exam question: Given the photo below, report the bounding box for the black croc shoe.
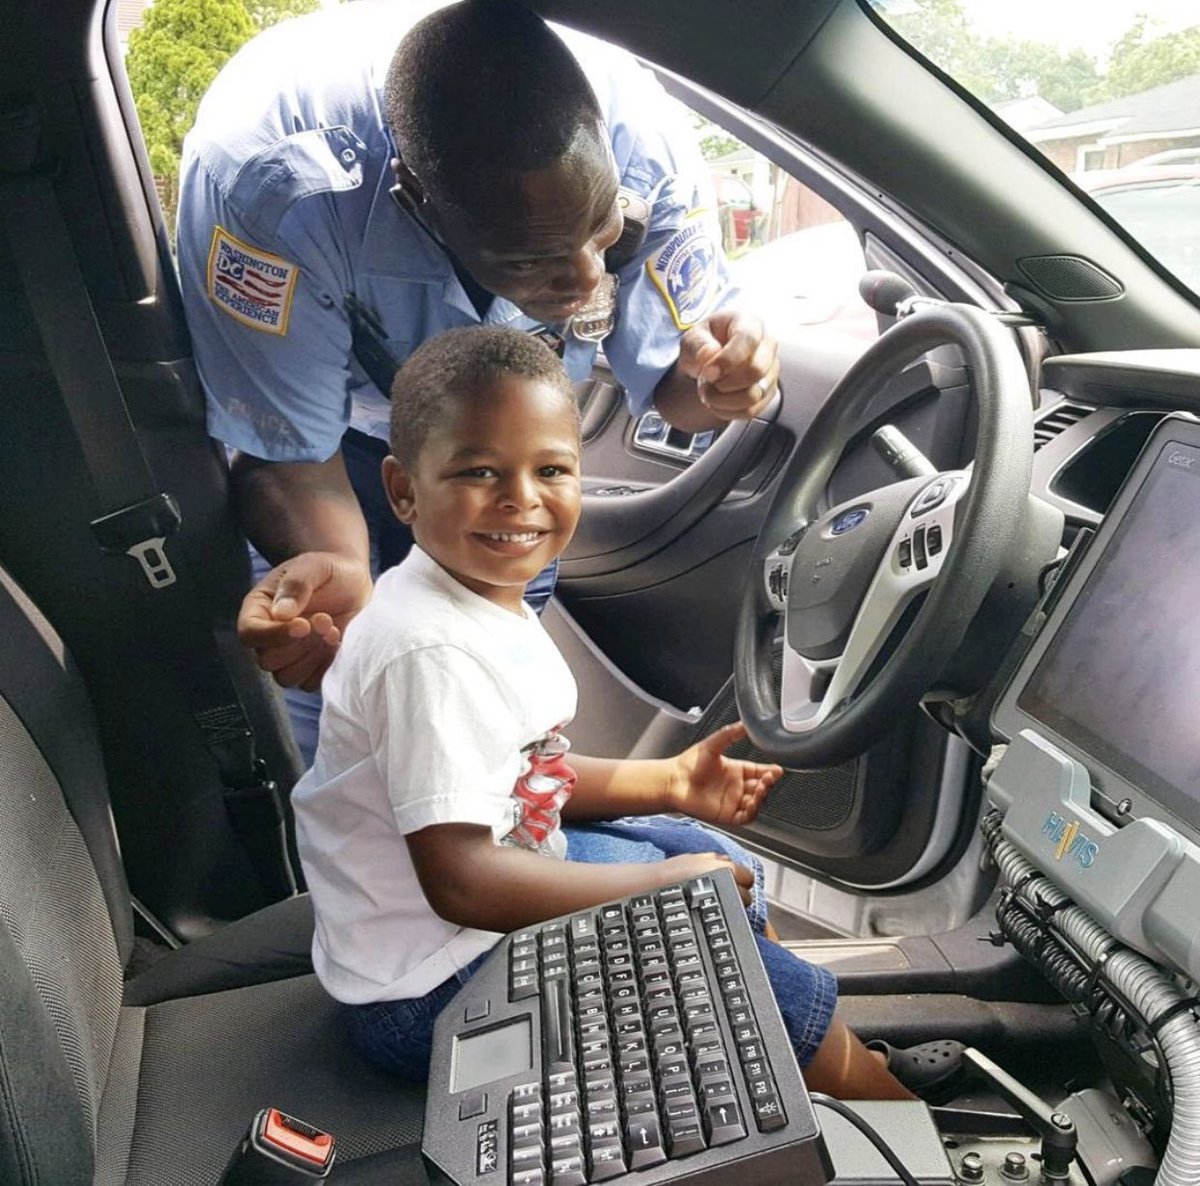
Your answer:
[866,1039,966,1103]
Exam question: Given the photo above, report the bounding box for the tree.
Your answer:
[975,39,1101,112]
[889,0,1102,112]
[244,0,322,33]
[126,0,328,224]
[687,113,740,162]
[888,0,985,90]
[1101,18,1200,100]
[126,0,254,179]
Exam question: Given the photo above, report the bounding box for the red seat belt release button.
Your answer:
[221,1107,336,1183]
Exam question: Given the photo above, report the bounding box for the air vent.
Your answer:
[1034,400,1094,451]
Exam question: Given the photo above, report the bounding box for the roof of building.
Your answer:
[1028,72,1200,142]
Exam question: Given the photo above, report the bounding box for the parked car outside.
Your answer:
[711,171,760,251]
[1073,164,1200,293]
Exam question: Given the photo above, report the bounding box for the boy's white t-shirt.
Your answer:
[292,547,578,1004]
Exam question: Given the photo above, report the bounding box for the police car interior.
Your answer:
[3,0,1200,1183]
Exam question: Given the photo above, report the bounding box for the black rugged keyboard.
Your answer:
[422,869,829,1186]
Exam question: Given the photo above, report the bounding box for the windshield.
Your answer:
[868,0,1200,296]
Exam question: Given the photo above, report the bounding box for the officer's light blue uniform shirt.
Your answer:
[176,2,736,463]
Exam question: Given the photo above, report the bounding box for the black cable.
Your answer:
[809,1093,923,1186]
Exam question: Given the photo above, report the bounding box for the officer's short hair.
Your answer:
[385,0,605,216]
[390,327,578,469]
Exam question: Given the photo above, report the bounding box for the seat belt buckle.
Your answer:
[221,1107,336,1183]
[90,492,182,589]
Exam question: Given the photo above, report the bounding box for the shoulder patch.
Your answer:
[646,215,718,330]
[206,226,299,335]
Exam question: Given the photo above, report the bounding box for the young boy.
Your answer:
[292,326,928,1099]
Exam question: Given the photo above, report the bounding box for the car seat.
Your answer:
[0,564,429,1185]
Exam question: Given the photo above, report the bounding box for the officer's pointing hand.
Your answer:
[237,552,374,691]
[678,309,780,421]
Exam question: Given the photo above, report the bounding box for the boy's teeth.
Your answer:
[488,531,539,542]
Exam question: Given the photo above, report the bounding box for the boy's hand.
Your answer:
[662,852,755,905]
[668,721,782,827]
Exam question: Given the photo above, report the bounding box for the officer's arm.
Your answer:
[651,363,725,433]
[230,450,367,568]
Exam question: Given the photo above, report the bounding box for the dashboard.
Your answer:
[1033,349,1200,528]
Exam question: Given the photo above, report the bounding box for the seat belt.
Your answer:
[0,114,295,902]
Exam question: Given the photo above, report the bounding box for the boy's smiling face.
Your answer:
[383,374,582,613]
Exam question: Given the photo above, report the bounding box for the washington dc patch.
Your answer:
[206,227,298,335]
[646,217,718,330]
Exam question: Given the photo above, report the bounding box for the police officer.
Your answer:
[177,0,780,755]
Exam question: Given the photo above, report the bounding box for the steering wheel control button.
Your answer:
[767,564,789,604]
[912,526,928,570]
[911,476,954,517]
[927,524,943,556]
[829,506,869,535]
[777,527,807,556]
[897,538,913,569]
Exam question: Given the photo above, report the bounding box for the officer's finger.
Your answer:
[699,329,759,385]
[702,331,778,395]
[698,309,765,372]
[238,584,299,649]
[269,564,323,622]
[702,367,780,422]
[678,324,723,380]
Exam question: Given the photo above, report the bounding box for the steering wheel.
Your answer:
[735,302,1034,768]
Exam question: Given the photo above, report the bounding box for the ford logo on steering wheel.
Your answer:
[830,507,869,535]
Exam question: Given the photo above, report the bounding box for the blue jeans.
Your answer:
[346,952,490,1082]
[261,429,558,764]
[348,818,837,1081]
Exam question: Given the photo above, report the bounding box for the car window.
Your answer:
[694,115,878,342]
[1088,175,1200,290]
[866,0,1200,300]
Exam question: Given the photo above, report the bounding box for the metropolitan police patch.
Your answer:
[646,217,718,330]
[206,226,299,335]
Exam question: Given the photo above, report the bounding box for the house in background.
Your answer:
[1026,73,1200,174]
[992,95,1063,136]
[114,0,149,52]
[708,144,844,253]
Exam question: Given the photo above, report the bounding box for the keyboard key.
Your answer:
[626,1114,667,1169]
[588,1139,628,1181]
[704,1098,748,1146]
[753,1094,787,1132]
[700,1077,735,1102]
[549,1153,587,1185]
[511,1142,545,1169]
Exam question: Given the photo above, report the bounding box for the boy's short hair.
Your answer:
[389,326,578,467]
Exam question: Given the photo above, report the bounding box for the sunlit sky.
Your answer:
[962,0,1199,58]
